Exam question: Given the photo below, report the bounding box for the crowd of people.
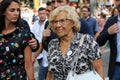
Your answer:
[0,0,120,80]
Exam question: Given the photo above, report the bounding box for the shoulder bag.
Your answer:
[66,35,103,80]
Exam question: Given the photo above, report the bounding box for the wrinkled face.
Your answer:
[115,0,120,13]
[81,8,90,18]
[4,1,20,23]
[51,11,74,37]
[51,0,68,9]
[38,10,47,22]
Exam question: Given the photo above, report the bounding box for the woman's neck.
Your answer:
[2,22,16,34]
[60,32,75,43]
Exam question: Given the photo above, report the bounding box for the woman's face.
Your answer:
[4,1,20,23]
[51,11,74,37]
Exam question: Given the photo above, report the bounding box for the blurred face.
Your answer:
[115,0,120,13]
[46,5,52,17]
[0,0,2,3]
[4,2,20,23]
[51,11,74,37]
[51,0,68,9]
[81,8,90,19]
[38,10,47,22]
[114,8,119,16]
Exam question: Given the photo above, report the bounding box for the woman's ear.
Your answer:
[71,20,75,27]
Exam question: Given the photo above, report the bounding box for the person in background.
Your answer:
[31,7,48,80]
[96,13,106,53]
[111,7,119,18]
[96,0,120,79]
[0,0,34,79]
[32,9,39,24]
[46,1,52,18]
[81,6,99,40]
[46,5,104,80]
[97,13,106,33]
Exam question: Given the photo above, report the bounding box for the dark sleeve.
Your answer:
[42,20,57,51]
[79,19,92,35]
[22,32,31,49]
[21,19,31,33]
[30,32,40,52]
[96,17,117,46]
[22,19,39,52]
[42,30,58,51]
[42,37,48,51]
[44,21,49,29]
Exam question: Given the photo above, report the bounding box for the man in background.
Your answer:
[97,0,120,79]
[31,7,48,80]
[81,6,99,39]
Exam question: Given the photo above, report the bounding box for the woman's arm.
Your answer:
[29,34,40,52]
[24,45,34,80]
[32,43,43,64]
[46,71,52,80]
[92,58,105,80]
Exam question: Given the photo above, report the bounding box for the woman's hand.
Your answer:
[46,71,52,80]
[43,29,51,37]
[92,58,105,80]
[29,37,37,49]
[108,23,119,35]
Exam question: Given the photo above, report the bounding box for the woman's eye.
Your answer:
[10,9,15,12]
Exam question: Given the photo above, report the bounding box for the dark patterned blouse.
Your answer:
[0,27,31,80]
[48,33,101,80]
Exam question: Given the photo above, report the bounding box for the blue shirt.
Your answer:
[81,17,98,37]
[79,18,92,35]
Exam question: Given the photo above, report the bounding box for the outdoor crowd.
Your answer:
[0,0,120,80]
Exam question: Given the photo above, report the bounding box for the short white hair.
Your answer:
[49,5,80,32]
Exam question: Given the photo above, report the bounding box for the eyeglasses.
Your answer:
[50,19,70,26]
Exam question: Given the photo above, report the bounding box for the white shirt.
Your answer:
[31,19,48,59]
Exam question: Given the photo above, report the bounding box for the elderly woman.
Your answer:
[46,5,104,80]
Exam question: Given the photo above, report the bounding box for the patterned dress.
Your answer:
[0,27,31,80]
[48,33,101,80]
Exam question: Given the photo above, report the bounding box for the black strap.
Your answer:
[44,21,49,29]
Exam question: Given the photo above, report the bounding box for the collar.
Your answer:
[37,19,48,25]
[56,33,83,45]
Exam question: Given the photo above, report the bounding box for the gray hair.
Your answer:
[49,5,80,32]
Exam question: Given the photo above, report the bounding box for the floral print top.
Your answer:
[48,33,101,80]
[0,27,31,80]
